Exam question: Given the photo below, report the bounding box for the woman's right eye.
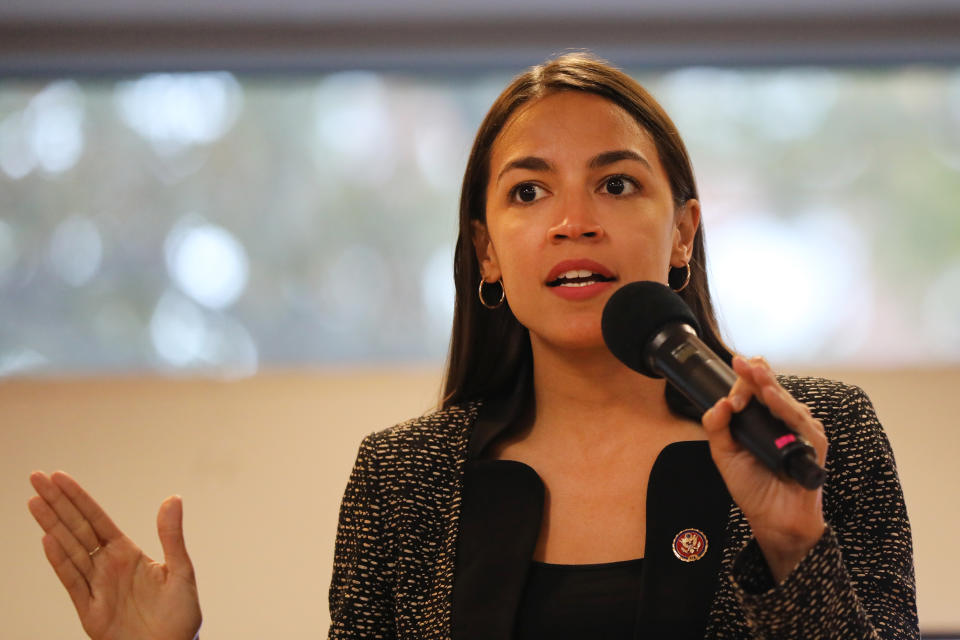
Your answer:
[511,183,546,204]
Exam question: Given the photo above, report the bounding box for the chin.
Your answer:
[529,319,608,353]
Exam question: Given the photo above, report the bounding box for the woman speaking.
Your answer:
[28,52,918,639]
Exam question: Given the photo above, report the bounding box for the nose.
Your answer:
[547,194,605,243]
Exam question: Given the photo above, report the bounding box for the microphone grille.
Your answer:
[601,281,700,377]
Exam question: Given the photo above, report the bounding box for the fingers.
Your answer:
[726,355,767,413]
[157,495,195,580]
[701,396,738,455]
[28,495,93,578]
[701,355,761,450]
[731,355,795,416]
[731,355,770,397]
[40,533,91,616]
[30,471,102,550]
[50,471,124,542]
[28,470,130,594]
[759,384,828,466]
[730,356,828,465]
[28,475,98,579]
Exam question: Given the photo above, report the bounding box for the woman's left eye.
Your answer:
[601,176,638,196]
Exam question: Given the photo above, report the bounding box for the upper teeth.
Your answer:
[559,269,597,279]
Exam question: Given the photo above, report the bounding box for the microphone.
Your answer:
[601,280,826,490]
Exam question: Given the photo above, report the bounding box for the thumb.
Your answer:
[157,495,194,578]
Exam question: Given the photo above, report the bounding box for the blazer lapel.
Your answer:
[451,458,543,640]
[634,440,732,639]
[451,378,544,640]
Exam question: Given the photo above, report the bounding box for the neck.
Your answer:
[528,336,677,445]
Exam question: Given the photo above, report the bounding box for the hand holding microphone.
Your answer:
[602,281,829,582]
[601,280,826,489]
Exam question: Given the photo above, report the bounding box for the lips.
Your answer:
[545,259,616,288]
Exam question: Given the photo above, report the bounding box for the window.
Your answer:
[2,66,958,375]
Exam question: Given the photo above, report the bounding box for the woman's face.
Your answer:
[474,91,700,352]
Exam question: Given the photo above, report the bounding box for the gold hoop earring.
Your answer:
[670,263,692,292]
[478,278,505,309]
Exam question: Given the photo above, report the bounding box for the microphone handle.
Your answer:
[647,325,826,489]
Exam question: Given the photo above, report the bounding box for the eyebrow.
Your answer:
[496,156,552,183]
[589,149,652,171]
[496,149,652,184]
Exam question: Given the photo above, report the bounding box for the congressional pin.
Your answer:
[672,528,708,562]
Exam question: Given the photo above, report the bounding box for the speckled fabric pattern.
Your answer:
[329,402,478,639]
[328,377,919,639]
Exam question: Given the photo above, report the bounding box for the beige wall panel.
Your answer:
[2,367,956,637]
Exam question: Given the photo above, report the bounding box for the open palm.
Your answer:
[28,471,202,640]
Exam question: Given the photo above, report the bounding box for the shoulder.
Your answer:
[776,374,885,450]
[341,401,484,533]
[354,400,482,486]
[363,400,481,453]
[776,374,882,438]
[775,375,869,416]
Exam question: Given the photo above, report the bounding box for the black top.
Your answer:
[513,558,644,639]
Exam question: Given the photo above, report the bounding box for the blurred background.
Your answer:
[2,0,959,638]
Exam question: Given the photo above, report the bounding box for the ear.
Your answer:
[471,220,502,282]
[671,199,701,267]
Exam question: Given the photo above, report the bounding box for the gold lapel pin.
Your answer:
[672,528,708,562]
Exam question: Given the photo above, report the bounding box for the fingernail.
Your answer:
[731,394,747,412]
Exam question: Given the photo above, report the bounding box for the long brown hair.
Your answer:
[441,52,731,417]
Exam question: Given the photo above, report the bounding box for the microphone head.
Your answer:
[601,280,700,377]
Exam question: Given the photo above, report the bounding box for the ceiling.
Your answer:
[2,0,959,73]
[2,0,957,22]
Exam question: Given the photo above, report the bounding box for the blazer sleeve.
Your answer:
[329,433,397,640]
[729,384,919,639]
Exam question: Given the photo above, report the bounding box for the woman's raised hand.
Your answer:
[700,356,829,584]
[27,471,202,640]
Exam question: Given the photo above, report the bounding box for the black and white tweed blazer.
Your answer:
[329,376,919,639]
